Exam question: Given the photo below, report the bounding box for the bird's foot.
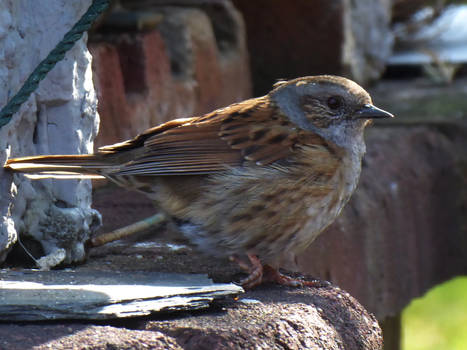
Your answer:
[231,253,329,289]
[262,265,329,288]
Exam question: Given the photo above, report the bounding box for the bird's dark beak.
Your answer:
[355,104,394,119]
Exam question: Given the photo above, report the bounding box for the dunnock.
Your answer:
[5,75,393,288]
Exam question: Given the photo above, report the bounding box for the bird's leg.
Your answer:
[230,253,265,289]
[229,254,253,272]
[89,213,167,247]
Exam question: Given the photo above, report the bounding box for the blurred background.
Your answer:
[1,0,467,349]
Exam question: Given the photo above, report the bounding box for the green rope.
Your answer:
[0,0,111,129]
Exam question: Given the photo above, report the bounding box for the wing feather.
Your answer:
[99,96,320,176]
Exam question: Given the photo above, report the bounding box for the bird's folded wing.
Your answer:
[103,97,312,176]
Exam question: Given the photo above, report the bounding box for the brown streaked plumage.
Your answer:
[4,75,393,288]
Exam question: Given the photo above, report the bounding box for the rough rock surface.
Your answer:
[0,0,101,265]
[145,286,381,350]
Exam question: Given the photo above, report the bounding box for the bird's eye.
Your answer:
[327,96,342,110]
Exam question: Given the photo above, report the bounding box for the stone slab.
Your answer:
[0,269,243,321]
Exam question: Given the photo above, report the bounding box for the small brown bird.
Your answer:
[5,75,393,288]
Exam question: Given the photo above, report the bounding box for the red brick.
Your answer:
[90,5,251,149]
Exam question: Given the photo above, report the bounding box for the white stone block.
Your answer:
[0,0,102,266]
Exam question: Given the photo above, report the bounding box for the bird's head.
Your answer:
[270,75,393,149]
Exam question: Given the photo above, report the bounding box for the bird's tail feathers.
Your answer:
[4,154,107,179]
